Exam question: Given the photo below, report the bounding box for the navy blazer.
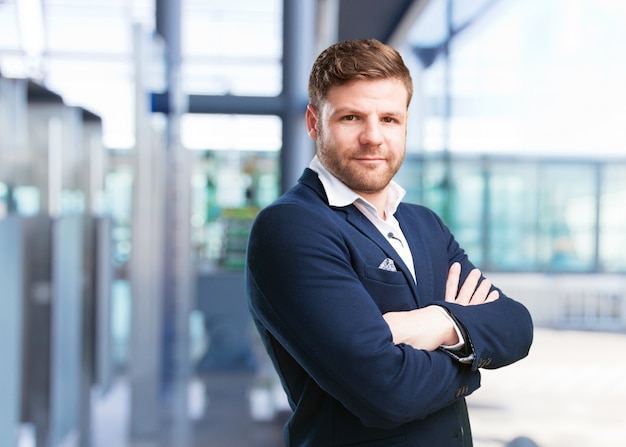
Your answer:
[246,168,533,447]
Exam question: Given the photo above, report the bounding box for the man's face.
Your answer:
[306,78,409,199]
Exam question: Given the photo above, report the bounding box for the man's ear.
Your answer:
[305,104,318,141]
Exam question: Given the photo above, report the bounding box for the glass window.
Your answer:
[398,154,486,267]
[105,164,134,269]
[447,158,485,266]
[0,182,6,218]
[420,156,448,217]
[536,163,597,272]
[182,0,282,97]
[487,161,539,271]
[396,154,425,205]
[599,163,626,272]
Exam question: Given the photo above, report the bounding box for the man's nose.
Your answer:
[359,118,384,146]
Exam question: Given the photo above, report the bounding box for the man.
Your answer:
[245,39,533,447]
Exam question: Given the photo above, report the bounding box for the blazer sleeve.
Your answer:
[417,207,534,372]
[246,200,481,429]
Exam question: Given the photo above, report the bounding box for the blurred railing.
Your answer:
[488,273,626,332]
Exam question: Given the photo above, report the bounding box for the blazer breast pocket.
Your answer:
[362,264,416,312]
[363,264,405,285]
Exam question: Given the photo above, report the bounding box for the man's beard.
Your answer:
[317,138,404,195]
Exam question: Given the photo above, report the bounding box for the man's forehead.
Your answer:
[323,79,408,108]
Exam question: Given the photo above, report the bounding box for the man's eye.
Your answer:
[382,117,397,123]
[343,115,357,121]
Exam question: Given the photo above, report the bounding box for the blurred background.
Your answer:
[1,0,625,446]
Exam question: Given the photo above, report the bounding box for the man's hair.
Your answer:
[308,38,413,110]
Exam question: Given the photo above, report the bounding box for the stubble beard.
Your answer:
[317,140,405,195]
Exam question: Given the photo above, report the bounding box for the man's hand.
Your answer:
[445,262,499,305]
[383,262,499,350]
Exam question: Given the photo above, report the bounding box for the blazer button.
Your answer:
[455,385,469,398]
[477,358,492,368]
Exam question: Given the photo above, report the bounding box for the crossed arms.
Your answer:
[383,262,500,351]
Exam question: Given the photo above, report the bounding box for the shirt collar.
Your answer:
[308,155,406,218]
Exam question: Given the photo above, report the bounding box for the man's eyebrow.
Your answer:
[330,107,405,116]
[381,110,405,117]
[330,107,358,115]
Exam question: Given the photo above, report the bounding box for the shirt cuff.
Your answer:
[431,305,465,350]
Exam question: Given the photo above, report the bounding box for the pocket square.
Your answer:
[378,258,397,272]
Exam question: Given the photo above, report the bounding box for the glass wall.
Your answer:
[536,163,598,272]
[487,159,538,271]
[599,164,626,272]
[400,154,626,273]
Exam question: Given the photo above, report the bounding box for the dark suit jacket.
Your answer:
[246,168,533,447]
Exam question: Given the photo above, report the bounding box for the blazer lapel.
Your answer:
[343,206,422,306]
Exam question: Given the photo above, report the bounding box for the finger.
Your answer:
[456,268,481,305]
[485,289,500,303]
[444,262,461,302]
[470,279,492,304]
